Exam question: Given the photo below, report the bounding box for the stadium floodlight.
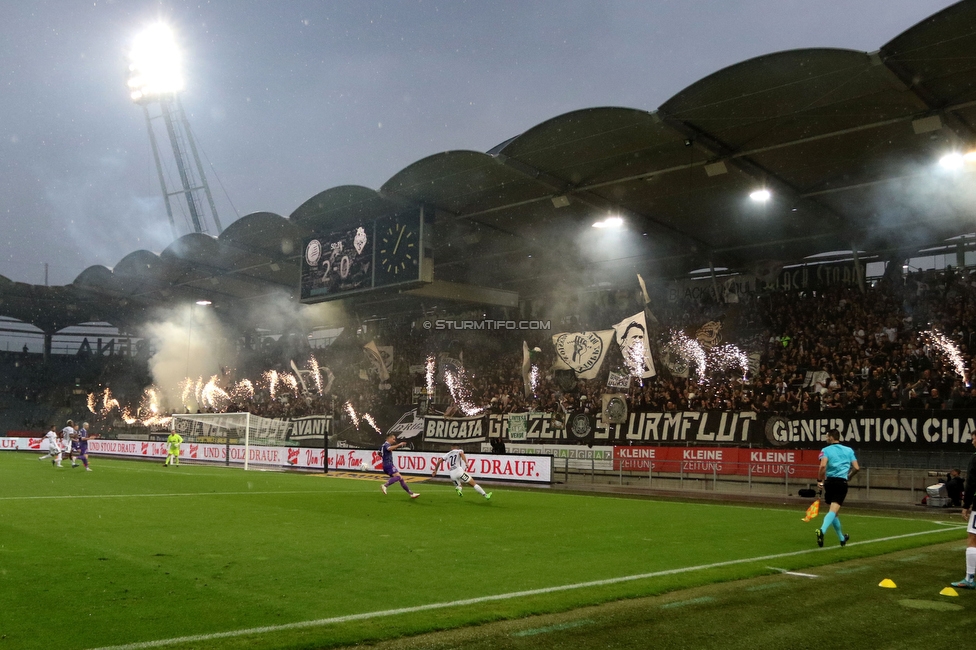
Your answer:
[195,299,212,306]
[749,189,771,202]
[127,23,183,103]
[592,216,624,229]
[127,22,222,240]
[939,152,965,170]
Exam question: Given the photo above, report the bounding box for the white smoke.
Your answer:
[143,305,234,411]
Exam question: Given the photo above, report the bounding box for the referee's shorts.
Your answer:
[823,477,849,506]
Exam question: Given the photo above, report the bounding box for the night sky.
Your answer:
[0,0,958,286]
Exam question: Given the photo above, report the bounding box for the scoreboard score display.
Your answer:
[300,210,428,303]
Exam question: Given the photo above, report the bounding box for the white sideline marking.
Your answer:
[0,490,326,501]
[766,567,819,578]
[87,526,964,650]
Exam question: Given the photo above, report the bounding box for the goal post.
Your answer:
[170,412,330,471]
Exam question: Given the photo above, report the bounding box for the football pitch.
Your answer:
[0,453,967,650]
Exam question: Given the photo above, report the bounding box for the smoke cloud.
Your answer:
[143,304,234,411]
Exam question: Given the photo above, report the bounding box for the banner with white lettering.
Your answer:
[423,414,487,443]
[613,446,820,479]
[598,411,759,444]
[760,411,976,449]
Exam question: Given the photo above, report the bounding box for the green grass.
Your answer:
[351,541,976,650]
[0,452,966,650]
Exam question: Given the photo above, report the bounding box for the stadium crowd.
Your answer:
[378,267,976,416]
[3,267,974,434]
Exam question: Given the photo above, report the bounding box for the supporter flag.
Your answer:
[377,346,394,371]
[438,351,463,381]
[551,330,615,380]
[363,340,390,382]
[289,360,310,393]
[612,312,656,379]
[607,370,631,390]
[695,321,723,349]
[661,344,690,378]
[637,273,660,327]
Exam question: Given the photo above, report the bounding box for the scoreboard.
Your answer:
[299,209,429,303]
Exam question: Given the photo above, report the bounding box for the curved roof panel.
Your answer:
[5,2,976,331]
[290,185,407,231]
[219,211,301,259]
[497,107,681,187]
[882,0,976,106]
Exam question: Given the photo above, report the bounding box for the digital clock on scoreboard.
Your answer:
[299,210,427,303]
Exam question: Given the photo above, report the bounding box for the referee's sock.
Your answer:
[830,515,844,540]
[820,511,837,535]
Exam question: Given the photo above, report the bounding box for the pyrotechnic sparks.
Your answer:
[362,412,382,434]
[666,331,707,382]
[281,372,299,395]
[708,343,749,380]
[179,379,190,405]
[344,401,360,428]
[443,368,484,416]
[102,388,121,413]
[87,392,97,414]
[529,365,540,396]
[425,354,436,396]
[922,329,969,386]
[120,407,138,425]
[230,378,254,401]
[200,375,229,410]
[139,388,161,417]
[263,370,279,400]
[623,339,646,385]
[308,355,324,394]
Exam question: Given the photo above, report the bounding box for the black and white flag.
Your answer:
[551,330,614,380]
[613,312,656,379]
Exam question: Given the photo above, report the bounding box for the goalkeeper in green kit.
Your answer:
[164,431,184,466]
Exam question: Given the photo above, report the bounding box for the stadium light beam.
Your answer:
[592,216,624,229]
[126,23,223,239]
[939,152,964,170]
[749,189,771,202]
[127,24,183,102]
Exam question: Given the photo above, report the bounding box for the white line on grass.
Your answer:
[87,526,965,650]
[766,567,819,578]
[542,490,948,524]
[0,490,329,501]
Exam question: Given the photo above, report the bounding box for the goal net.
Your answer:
[170,412,330,471]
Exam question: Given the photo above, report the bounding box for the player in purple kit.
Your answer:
[76,422,94,472]
[379,434,419,499]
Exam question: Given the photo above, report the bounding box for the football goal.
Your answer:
[170,412,330,471]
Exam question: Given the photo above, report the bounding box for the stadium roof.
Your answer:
[3,0,976,333]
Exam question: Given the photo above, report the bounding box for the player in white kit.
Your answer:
[431,444,492,500]
[61,420,79,468]
[38,424,63,467]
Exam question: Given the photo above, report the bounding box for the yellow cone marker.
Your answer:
[879,579,897,588]
[940,587,959,597]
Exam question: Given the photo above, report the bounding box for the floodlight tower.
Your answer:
[127,24,222,239]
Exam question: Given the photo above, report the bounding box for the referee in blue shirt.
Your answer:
[817,429,860,548]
